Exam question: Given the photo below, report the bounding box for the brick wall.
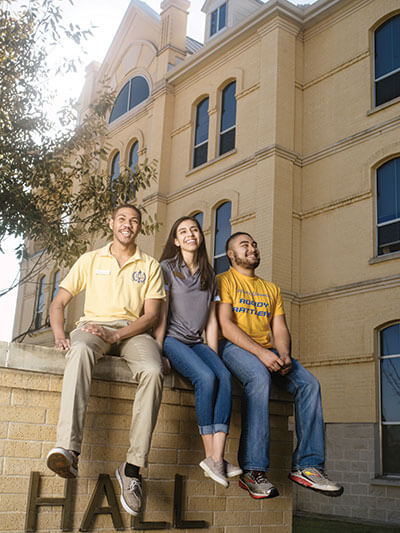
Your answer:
[0,342,293,532]
[293,423,400,526]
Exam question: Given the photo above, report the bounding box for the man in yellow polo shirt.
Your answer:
[47,204,165,517]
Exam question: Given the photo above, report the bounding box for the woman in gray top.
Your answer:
[155,216,241,488]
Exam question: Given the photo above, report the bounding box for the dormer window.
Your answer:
[210,3,226,37]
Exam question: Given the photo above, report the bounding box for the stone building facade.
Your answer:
[9,0,400,528]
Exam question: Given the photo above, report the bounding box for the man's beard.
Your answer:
[233,251,260,269]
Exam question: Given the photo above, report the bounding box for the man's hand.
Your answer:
[279,354,292,376]
[258,349,284,373]
[54,337,71,350]
[81,324,119,344]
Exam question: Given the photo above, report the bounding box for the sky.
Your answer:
[0,0,316,343]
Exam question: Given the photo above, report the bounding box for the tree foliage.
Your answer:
[0,0,159,271]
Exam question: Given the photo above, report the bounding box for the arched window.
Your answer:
[376,157,400,255]
[193,211,204,228]
[213,201,231,274]
[110,152,120,184]
[128,142,139,199]
[374,14,400,107]
[219,81,237,156]
[109,76,150,123]
[193,98,209,168]
[379,323,400,475]
[51,270,60,303]
[34,275,46,330]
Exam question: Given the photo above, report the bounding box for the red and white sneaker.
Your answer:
[289,467,343,497]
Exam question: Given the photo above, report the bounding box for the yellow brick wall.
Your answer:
[0,362,293,532]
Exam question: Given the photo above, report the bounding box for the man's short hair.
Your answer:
[112,204,142,224]
[225,232,254,254]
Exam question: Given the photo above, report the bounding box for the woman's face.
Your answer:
[174,219,203,253]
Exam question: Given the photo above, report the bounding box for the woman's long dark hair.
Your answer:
[160,216,214,290]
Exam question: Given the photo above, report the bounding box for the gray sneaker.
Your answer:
[239,471,279,499]
[116,463,142,516]
[289,467,344,496]
[46,447,78,478]
[199,457,229,488]
[203,459,242,479]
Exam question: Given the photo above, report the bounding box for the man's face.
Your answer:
[228,234,260,269]
[109,207,141,246]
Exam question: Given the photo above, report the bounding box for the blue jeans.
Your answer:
[163,336,232,435]
[220,340,325,472]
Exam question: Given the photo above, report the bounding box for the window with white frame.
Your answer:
[109,76,150,123]
[379,323,400,475]
[213,201,231,274]
[193,98,209,168]
[376,157,400,256]
[210,3,226,37]
[34,275,46,330]
[374,14,400,107]
[219,81,236,156]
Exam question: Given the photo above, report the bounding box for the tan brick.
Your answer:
[178,449,203,464]
[106,381,136,400]
[160,388,181,404]
[45,407,60,424]
[90,444,127,462]
[148,464,200,480]
[180,390,195,406]
[95,413,131,430]
[0,386,11,405]
[4,457,47,476]
[0,512,25,530]
[226,496,262,511]
[148,448,177,464]
[214,510,250,526]
[0,370,50,392]
[0,421,7,438]
[87,395,110,413]
[154,418,180,433]
[250,511,283,525]
[0,493,27,512]
[152,433,181,449]
[143,482,173,511]
[0,406,46,424]
[185,479,215,496]
[188,495,226,511]
[225,527,260,533]
[4,440,42,458]
[12,388,59,408]
[8,422,56,442]
[159,403,193,421]
[180,420,199,435]
[0,475,30,494]
[81,428,109,445]
[48,374,63,392]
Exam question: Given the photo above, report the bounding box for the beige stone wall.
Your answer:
[0,343,293,532]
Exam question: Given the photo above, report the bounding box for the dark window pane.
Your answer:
[210,9,218,36]
[195,98,209,145]
[219,3,226,31]
[378,221,400,255]
[129,142,139,172]
[193,143,208,168]
[214,201,231,256]
[381,358,400,422]
[381,324,400,357]
[214,254,230,275]
[51,271,60,302]
[109,82,129,123]
[110,153,120,182]
[221,82,236,132]
[193,212,203,228]
[375,71,400,107]
[129,76,150,110]
[382,425,400,475]
[35,276,46,329]
[375,15,400,79]
[219,128,236,156]
[377,158,400,224]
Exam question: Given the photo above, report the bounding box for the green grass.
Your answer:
[293,513,400,533]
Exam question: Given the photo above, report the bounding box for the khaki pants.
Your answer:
[56,321,163,467]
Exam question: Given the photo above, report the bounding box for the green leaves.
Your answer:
[0,0,159,271]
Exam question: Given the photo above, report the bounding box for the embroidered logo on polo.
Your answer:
[132,270,146,284]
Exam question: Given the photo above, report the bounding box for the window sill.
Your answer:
[367,95,400,116]
[369,251,400,264]
[371,476,400,487]
[186,148,237,177]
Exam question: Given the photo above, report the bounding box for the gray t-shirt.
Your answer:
[160,257,220,344]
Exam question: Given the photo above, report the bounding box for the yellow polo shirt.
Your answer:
[217,268,284,348]
[60,243,165,324]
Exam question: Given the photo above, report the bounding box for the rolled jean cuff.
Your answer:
[214,423,229,435]
[199,423,229,435]
[199,424,214,435]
